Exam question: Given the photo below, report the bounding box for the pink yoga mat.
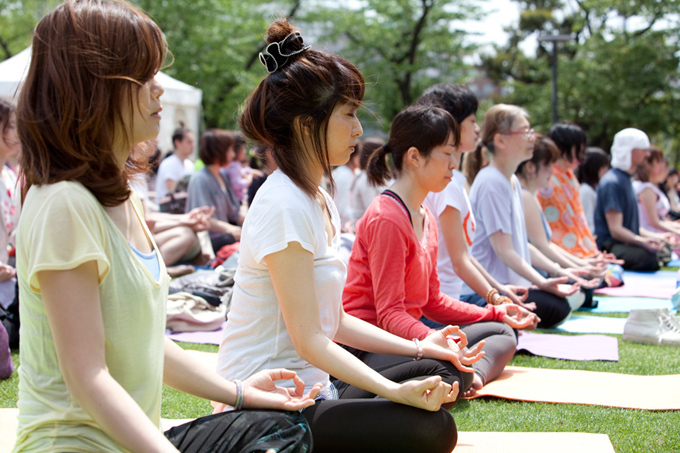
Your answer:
[594,270,675,298]
[516,332,619,361]
[166,322,226,345]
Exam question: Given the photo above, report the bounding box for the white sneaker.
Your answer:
[622,309,680,346]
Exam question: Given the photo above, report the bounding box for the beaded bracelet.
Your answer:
[495,295,513,305]
[485,288,499,305]
[413,338,423,360]
[233,379,244,411]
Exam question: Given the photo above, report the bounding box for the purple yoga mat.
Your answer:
[166,321,226,345]
[516,332,619,361]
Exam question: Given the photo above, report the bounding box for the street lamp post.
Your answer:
[537,33,572,124]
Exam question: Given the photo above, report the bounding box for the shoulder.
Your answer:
[250,171,315,213]
[24,181,99,213]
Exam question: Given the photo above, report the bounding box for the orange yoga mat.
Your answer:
[468,366,680,410]
[455,432,615,453]
[0,409,615,453]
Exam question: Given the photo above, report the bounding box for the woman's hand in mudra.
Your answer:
[421,325,485,373]
[243,368,323,411]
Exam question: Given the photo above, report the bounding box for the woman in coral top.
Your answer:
[343,105,538,397]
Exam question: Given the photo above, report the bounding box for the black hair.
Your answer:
[415,83,478,124]
[576,147,610,188]
[548,122,587,164]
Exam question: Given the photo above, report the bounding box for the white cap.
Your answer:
[610,128,650,171]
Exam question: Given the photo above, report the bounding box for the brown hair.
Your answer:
[460,142,489,187]
[239,19,365,198]
[199,129,234,166]
[358,137,385,170]
[516,134,559,178]
[480,104,529,154]
[367,105,458,186]
[0,100,15,139]
[18,0,167,206]
[635,145,665,182]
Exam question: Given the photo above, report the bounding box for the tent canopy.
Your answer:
[0,48,202,154]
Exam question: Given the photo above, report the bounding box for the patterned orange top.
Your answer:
[537,163,597,258]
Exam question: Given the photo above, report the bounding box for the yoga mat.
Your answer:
[468,366,680,410]
[0,409,616,453]
[584,296,674,313]
[595,270,676,298]
[166,321,226,345]
[516,332,619,361]
[550,315,626,335]
[455,432,615,453]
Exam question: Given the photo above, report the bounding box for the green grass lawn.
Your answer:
[2,314,679,452]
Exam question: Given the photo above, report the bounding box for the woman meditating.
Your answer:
[14,2,319,451]
[467,104,577,328]
[186,129,244,253]
[216,19,483,453]
[417,83,531,308]
[342,104,538,398]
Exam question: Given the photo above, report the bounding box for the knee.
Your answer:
[426,409,458,453]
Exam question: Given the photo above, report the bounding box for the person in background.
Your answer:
[186,129,243,253]
[577,147,610,231]
[468,104,577,328]
[516,134,603,307]
[332,142,360,230]
[14,2,318,452]
[662,168,680,218]
[247,144,277,207]
[155,127,195,203]
[633,146,680,238]
[594,128,665,270]
[418,83,530,308]
[343,105,538,399]
[349,137,387,221]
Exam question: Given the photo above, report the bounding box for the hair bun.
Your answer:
[266,19,298,45]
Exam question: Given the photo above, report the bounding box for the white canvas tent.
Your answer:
[0,48,202,154]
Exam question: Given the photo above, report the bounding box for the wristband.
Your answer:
[485,288,499,305]
[413,338,423,360]
[495,295,513,305]
[233,379,244,411]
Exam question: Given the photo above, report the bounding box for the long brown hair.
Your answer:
[18,0,167,206]
[239,19,365,198]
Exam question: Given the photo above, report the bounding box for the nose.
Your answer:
[352,115,363,138]
[150,76,164,98]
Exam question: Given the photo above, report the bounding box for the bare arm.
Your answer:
[639,188,680,236]
[209,218,242,240]
[39,262,178,453]
[266,242,457,411]
[439,207,500,304]
[522,190,576,269]
[165,178,177,195]
[605,210,662,252]
[488,231,575,297]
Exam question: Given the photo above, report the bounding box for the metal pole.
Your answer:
[537,34,572,124]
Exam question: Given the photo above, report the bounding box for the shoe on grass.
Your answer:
[622,308,680,346]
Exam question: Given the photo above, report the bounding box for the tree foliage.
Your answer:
[481,0,680,154]
[304,0,479,131]
[0,0,59,60]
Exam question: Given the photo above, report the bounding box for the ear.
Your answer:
[524,160,536,174]
[404,146,422,168]
[493,132,506,152]
[294,116,312,137]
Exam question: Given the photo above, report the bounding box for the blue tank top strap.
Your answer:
[129,243,161,282]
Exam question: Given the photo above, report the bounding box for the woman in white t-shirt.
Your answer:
[14,2,319,452]
[217,19,486,453]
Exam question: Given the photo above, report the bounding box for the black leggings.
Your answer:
[526,288,571,329]
[165,410,311,453]
[301,353,462,453]
[421,320,517,386]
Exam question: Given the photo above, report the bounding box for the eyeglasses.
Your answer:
[502,128,535,139]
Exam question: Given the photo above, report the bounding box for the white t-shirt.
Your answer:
[332,165,357,224]
[350,170,386,221]
[580,183,597,232]
[467,166,531,291]
[155,154,194,202]
[217,170,346,395]
[424,170,475,299]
